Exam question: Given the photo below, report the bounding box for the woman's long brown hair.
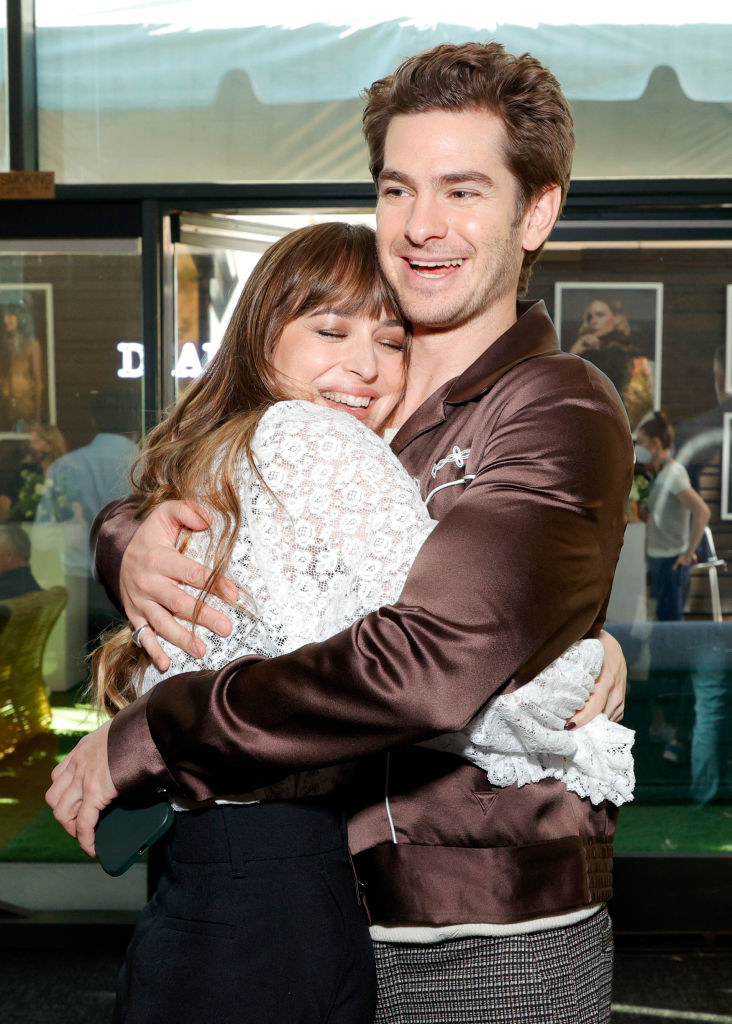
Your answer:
[92,222,407,715]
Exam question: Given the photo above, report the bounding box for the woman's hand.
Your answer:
[120,500,238,671]
[569,333,601,355]
[45,721,117,857]
[566,629,626,728]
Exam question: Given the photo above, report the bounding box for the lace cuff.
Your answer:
[424,639,635,806]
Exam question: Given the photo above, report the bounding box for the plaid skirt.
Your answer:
[373,907,613,1024]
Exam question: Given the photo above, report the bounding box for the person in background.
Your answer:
[0,424,68,523]
[637,411,712,764]
[0,522,41,600]
[36,389,139,648]
[27,424,68,477]
[675,345,732,494]
[36,389,139,532]
[661,352,731,804]
[637,411,711,622]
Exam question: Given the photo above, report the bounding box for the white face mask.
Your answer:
[635,443,651,464]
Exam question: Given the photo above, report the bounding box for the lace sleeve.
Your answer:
[247,401,436,655]
[140,401,435,693]
[423,639,635,806]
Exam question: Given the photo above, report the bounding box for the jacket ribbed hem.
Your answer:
[355,835,613,926]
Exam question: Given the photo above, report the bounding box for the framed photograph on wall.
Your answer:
[554,282,663,431]
[725,285,732,397]
[0,283,56,438]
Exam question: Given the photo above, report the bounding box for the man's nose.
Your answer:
[405,195,448,246]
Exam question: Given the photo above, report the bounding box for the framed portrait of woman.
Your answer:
[554,282,663,431]
[0,284,56,438]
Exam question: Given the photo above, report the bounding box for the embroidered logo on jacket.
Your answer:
[431,446,471,478]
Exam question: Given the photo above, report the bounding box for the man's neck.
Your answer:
[395,298,519,427]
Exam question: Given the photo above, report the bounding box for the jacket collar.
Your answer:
[392,299,559,453]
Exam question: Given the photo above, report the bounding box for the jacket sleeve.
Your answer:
[90,497,143,613]
[108,376,633,802]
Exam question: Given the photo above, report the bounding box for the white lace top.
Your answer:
[141,400,634,807]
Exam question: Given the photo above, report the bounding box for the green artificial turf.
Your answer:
[2,802,730,863]
[0,806,88,862]
[615,804,732,853]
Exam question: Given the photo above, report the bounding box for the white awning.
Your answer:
[30,15,732,111]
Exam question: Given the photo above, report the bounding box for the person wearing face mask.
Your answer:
[636,412,711,621]
[636,412,712,765]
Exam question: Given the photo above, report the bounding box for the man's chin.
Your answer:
[394,290,454,322]
[403,301,475,333]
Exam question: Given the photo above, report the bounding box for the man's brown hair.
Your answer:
[362,42,575,294]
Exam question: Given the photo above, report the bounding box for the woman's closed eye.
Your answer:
[317,329,348,339]
[377,337,406,352]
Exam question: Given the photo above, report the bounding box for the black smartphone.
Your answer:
[95,801,175,877]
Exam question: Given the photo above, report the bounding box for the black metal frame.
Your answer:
[6,0,38,171]
[0,176,723,221]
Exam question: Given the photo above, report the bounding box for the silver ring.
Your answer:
[131,623,151,648]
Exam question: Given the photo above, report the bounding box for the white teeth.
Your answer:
[322,391,370,408]
[409,259,464,268]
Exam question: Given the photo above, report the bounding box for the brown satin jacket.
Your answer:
[94,299,633,925]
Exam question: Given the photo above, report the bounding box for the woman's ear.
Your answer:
[521,185,563,253]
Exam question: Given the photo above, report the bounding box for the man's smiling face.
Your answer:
[375,109,529,332]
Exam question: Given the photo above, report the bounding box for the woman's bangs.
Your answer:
[292,240,402,324]
[320,264,397,321]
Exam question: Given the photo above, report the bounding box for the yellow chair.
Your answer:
[0,587,68,759]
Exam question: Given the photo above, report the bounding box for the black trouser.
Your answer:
[114,800,376,1024]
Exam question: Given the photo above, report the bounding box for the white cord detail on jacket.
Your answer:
[384,751,398,844]
[425,475,476,506]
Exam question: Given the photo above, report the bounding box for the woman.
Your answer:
[0,423,68,522]
[570,297,652,429]
[84,224,632,1024]
[1,302,43,432]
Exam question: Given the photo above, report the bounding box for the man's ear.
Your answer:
[521,184,563,253]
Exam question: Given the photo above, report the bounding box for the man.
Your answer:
[48,43,632,1023]
[661,347,731,805]
[0,523,41,599]
[675,344,732,493]
[36,388,138,648]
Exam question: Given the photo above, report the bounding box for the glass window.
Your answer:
[0,240,144,911]
[531,240,732,854]
[34,4,732,183]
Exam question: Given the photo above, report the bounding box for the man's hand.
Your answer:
[672,549,695,570]
[45,722,118,857]
[567,629,627,728]
[120,500,238,670]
